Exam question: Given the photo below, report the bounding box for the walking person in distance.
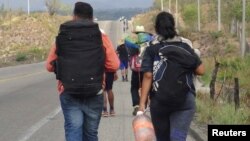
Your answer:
[116,39,129,82]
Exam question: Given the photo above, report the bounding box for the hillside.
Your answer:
[0,7,151,67]
[132,7,243,58]
[0,13,70,67]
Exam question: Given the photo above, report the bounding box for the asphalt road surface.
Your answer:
[0,21,195,141]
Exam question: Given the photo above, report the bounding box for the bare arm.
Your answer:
[139,72,153,112]
[195,63,205,75]
[46,43,57,72]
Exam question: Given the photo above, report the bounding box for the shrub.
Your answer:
[210,31,223,40]
[196,93,250,124]
[15,52,27,62]
[225,43,237,54]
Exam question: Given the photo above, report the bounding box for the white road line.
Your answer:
[18,107,61,141]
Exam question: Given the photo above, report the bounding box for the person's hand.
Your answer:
[137,104,145,116]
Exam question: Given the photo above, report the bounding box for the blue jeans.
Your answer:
[150,92,196,141]
[60,92,103,141]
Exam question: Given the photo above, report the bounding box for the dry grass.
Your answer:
[131,10,160,34]
[0,12,70,67]
[196,92,250,125]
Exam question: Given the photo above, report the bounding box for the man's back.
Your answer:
[56,19,105,97]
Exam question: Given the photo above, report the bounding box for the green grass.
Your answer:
[200,71,211,86]
[196,93,250,124]
[200,58,213,85]
[182,3,198,30]
[198,55,250,125]
[225,43,237,54]
[201,55,250,91]
[14,47,49,63]
[15,52,27,62]
[210,31,223,40]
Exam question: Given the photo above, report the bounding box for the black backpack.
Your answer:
[152,42,199,106]
[55,19,105,97]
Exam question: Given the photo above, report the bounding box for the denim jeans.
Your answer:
[130,71,143,106]
[150,92,196,141]
[60,91,103,141]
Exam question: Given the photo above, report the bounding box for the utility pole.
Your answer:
[242,0,246,57]
[176,0,178,28]
[218,0,221,31]
[169,0,171,13]
[198,0,201,31]
[161,0,164,11]
[28,0,30,15]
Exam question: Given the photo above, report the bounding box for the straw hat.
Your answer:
[133,25,153,35]
[118,39,124,45]
[133,26,145,33]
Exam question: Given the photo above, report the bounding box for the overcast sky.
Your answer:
[0,0,154,10]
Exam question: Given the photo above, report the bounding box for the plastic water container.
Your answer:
[132,114,156,141]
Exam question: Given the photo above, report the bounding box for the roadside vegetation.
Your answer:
[0,0,149,68]
[134,0,250,125]
[0,2,70,67]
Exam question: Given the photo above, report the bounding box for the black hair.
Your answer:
[73,2,93,19]
[155,12,177,39]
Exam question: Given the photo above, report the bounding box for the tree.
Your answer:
[182,3,197,30]
[59,3,72,15]
[45,0,60,16]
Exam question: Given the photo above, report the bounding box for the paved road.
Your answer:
[0,21,195,141]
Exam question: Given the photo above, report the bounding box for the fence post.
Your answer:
[245,40,250,53]
[234,78,240,111]
[209,60,220,100]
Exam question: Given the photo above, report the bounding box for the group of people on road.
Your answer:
[46,2,205,141]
